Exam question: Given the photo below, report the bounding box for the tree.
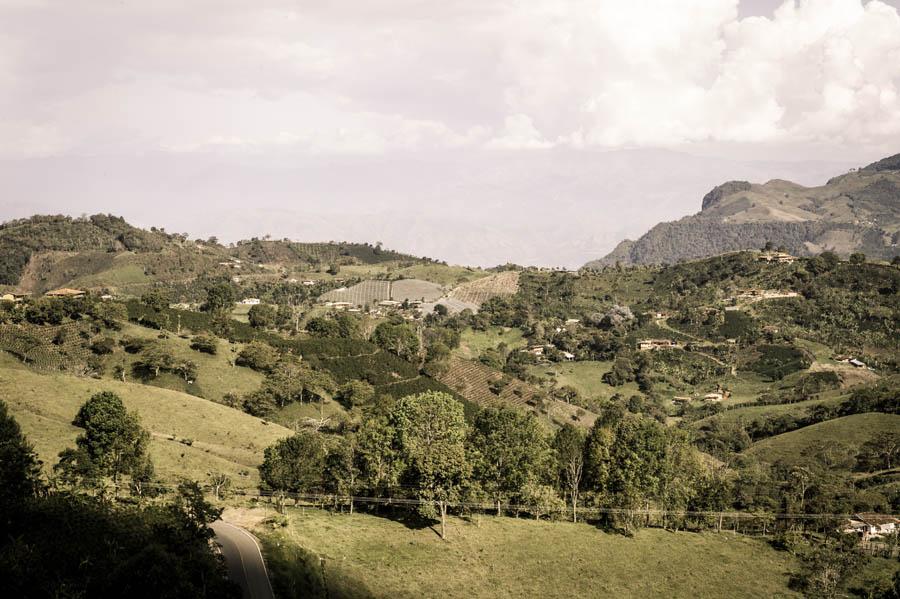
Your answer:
[356,416,402,498]
[140,289,169,312]
[202,282,235,314]
[248,303,277,329]
[133,341,174,379]
[470,408,549,515]
[390,391,471,539]
[856,432,900,471]
[172,480,223,538]
[235,341,279,372]
[208,472,232,501]
[553,424,585,522]
[259,430,328,513]
[325,435,362,513]
[57,391,151,493]
[848,252,866,265]
[263,359,336,411]
[371,321,420,361]
[336,380,375,409]
[0,401,43,514]
[190,335,218,355]
[606,416,669,533]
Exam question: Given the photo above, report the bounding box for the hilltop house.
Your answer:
[758,251,797,264]
[638,339,678,351]
[842,514,900,542]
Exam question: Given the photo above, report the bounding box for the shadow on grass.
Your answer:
[260,536,375,599]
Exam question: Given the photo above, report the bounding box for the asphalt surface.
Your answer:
[212,521,275,599]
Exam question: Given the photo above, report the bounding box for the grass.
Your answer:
[744,413,900,466]
[107,323,264,403]
[0,359,291,488]
[454,327,526,360]
[527,360,642,402]
[393,263,487,286]
[258,508,800,599]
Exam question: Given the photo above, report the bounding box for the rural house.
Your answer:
[842,514,900,542]
[638,339,678,351]
[44,288,86,298]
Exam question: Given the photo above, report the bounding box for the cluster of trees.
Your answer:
[0,396,237,596]
[259,391,732,538]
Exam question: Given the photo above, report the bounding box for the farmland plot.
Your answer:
[320,280,391,306]
[437,356,595,429]
[390,278,444,302]
[449,271,520,306]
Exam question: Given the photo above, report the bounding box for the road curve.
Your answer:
[212,520,275,599]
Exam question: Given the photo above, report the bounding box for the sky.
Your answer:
[1,0,899,267]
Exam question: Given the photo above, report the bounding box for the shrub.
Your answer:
[235,341,279,373]
[189,335,218,355]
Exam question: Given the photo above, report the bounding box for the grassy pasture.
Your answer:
[109,323,264,403]
[454,326,526,360]
[0,361,291,488]
[743,413,900,467]
[527,360,642,403]
[258,508,800,599]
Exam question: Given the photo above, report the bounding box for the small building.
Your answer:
[638,339,678,351]
[565,318,581,325]
[239,298,261,305]
[0,292,25,303]
[44,288,85,298]
[704,392,724,402]
[842,514,900,542]
[379,300,401,307]
[672,396,692,405]
[849,358,866,368]
[302,280,316,286]
[100,294,115,301]
[758,251,797,264]
[561,351,575,361]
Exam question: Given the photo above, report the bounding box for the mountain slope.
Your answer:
[586,153,900,267]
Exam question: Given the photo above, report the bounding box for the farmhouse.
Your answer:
[239,298,261,305]
[561,351,575,361]
[704,392,725,402]
[849,358,867,368]
[842,514,900,541]
[758,251,797,264]
[672,396,692,404]
[637,339,678,351]
[44,288,86,298]
[0,293,26,303]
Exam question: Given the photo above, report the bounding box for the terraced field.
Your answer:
[437,356,595,429]
[448,271,520,306]
[0,322,93,373]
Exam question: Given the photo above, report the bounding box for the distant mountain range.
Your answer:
[585,153,900,268]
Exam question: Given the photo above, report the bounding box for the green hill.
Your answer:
[743,413,900,468]
[0,357,291,488]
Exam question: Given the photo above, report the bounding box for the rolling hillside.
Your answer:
[0,355,291,488]
[587,153,900,267]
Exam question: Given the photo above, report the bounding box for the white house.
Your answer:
[842,514,900,542]
[239,298,261,305]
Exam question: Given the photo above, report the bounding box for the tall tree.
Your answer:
[0,400,43,515]
[259,430,328,513]
[470,408,549,515]
[553,424,585,522]
[56,391,151,494]
[390,391,470,539]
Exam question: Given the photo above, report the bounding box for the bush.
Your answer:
[89,337,116,355]
[236,341,279,373]
[189,335,218,355]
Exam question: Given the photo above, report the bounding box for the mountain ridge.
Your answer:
[586,153,900,268]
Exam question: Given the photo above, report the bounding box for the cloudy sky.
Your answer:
[2,0,899,266]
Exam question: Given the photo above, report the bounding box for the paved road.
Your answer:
[212,521,275,599]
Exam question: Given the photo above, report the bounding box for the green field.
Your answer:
[744,413,900,466]
[455,327,527,360]
[106,323,264,403]
[258,508,800,599]
[527,360,642,402]
[0,359,291,488]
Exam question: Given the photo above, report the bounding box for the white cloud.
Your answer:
[0,0,897,158]
[486,114,552,149]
